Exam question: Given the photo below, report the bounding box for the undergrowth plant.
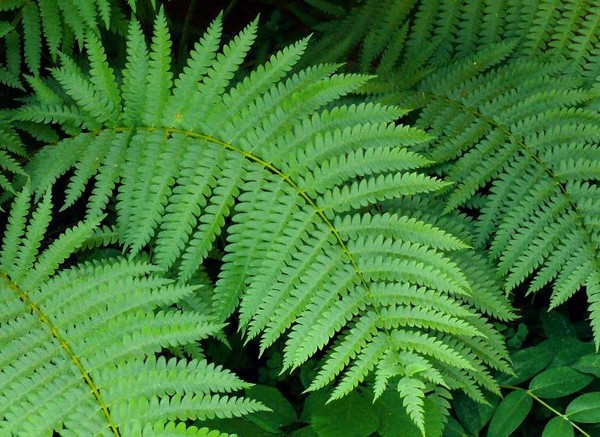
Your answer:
[1,0,600,436]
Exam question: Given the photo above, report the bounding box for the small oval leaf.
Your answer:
[572,354,600,378]
[542,417,574,437]
[529,367,592,398]
[245,385,297,432]
[486,390,532,437]
[566,392,600,423]
[499,342,554,385]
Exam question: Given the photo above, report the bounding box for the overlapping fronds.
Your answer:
[0,186,263,435]
[0,0,149,86]
[381,195,516,325]
[299,0,600,348]
[389,48,600,346]
[302,0,347,17]
[0,119,26,197]
[14,9,513,432]
[302,0,600,85]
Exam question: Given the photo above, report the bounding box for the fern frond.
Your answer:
[38,0,61,58]
[0,120,26,198]
[21,2,41,74]
[51,53,118,128]
[143,7,173,127]
[398,376,427,434]
[122,421,231,437]
[0,0,143,84]
[17,13,513,430]
[0,189,263,435]
[0,183,31,271]
[164,13,223,126]
[373,41,600,345]
[86,30,121,120]
[382,196,516,322]
[122,17,149,126]
[302,0,600,84]
[187,17,259,132]
[303,0,346,16]
[336,212,469,251]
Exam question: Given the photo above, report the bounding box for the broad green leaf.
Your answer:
[529,367,592,398]
[566,392,600,423]
[486,390,532,437]
[245,385,297,433]
[309,391,379,437]
[290,427,319,437]
[201,418,275,436]
[452,392,497,434]
[499,342,555,385]
[572,354,600,378]
[375,395,422,437]
[442,417,467,437]
[375,391,444,437]
[300,390,330,422]
[540,311,577,339]
[550,338,595,367]
[542,417,574,437]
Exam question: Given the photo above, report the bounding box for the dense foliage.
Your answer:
[2,1,600,436]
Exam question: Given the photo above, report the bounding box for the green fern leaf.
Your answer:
[38,0,61,59]
[143,8,173,127]
[0,0,146,86]
[164,14,223,127]
[302,0,600,84]
[0,189,263,434]
[298,0,600,335]
[51,54,110,128]
[187,18,259,131]
[122,421,231,437]
[398,376,427,435]
[21,2,41,74]
[419,57,600,325]
[11,190,53,283]
[0,120,26,197]
[86,30,121,120]
[122,18,149,126]
[0,184,31,271]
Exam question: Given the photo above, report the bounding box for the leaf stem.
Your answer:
[1,272,120,436]
[224,0,240,18]
[501,385,590,437]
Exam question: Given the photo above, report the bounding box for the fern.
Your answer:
[301,0,600,84]
[11,9,514,432]
[374,47,600,347]
[381,195,516,324]
[302,0,346,16]
[0,0,148,85]
[0,118,26,199]
[0,186,264,435]
[299,0,600,348]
